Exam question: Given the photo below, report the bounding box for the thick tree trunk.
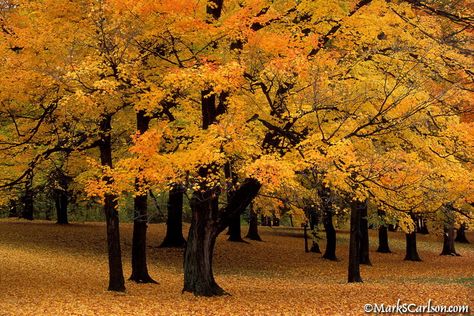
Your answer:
[183,191,224,296]
[455,224,469,243]
[440,225,460,256]
[183,178,260,296]
[348,200,363,283]
[359,203,371,265]
[404,231,422,261]
[377,226,391,253]
[322,211,337,260]
[99,115,125,292]
[160,185,186,248]
[245,203,262,241]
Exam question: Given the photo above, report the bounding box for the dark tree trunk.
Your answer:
[55,189,68,224]
[245,203,262,241]
[8,200,17,217]
[417,216,429,234]
[160,185,186,248]
[228,214,244,242]
[304,224,309,253]
[440,225,460,256]
[99,115,125,292]
[183,178,260,296]
[388,224,397,232]
[21,171,34,220]
[455,224,469,243]
[322,211,337,260]
[305,205,321,253]
[377,226,391,253]
[348,200,363,283]
[404,231,422,261]
[359,203,371,265]
[130,110,156,283]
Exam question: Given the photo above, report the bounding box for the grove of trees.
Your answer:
[0,0,472,297]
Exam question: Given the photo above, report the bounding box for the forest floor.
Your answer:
[0,219,472,315]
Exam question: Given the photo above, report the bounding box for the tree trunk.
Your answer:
[228,214,244,242]
[417,216,429,234]
[99,115,125,292]
[245,203,262,241]
[404,231,422,261]
[359,203,371,265]
[160,185,186,248]
[55,189,68,224]
[322,211,337,260]
[183,178,260,296]
[21,171,34,220]
[8,200,17,217]
[455,224,469,243]
[440,225,460,256]
[377,226,391,253]
[348,200,363,283]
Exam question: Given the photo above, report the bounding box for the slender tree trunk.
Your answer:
[404,231,422,261]
[21,171,34,220]
[55,189,68,224]
[348,200,363,283]
[99,115,125,292]
[455,224,469,243]
[245,203,262,241]
[8,200,17,217]
[377,226,391,253]
[129,110,156,283]
[359,203,371,265]
[417,216,429,234]
[322,211,337,260]
[160,185,186,248]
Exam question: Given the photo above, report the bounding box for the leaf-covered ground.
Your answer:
[0,220,472,315]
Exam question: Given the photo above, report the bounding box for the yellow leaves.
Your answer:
[244,155,297,189]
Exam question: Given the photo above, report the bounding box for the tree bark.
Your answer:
[228,214,244,242]
[377,226,391,253]
[8,200,17,217]
[440,225,460,256]
[348,200,363,283]
[160,185,186,248]
[322,211,337,260]
[21,171,34,220]
[455,224,469,243]
[416,216,429,234]
[404,231,422,261]
[359,203,371,265]
[245,203,262,241]
[99,115,125,292]
[183,178,260,296]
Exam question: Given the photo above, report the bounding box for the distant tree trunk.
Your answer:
[8,200,17,217]
[245,203,262,241]
[359,203,371,265]
[348,200,363,283]
[21,171,34,220]
[55,189,68,224]
[99,115,125,292]
[377,226,391,253]
[455,224,469,243]
[440,225,459,256]
[320,187,337,261]
[183,178,260,296]
[322,211,337,260]
[404,231,422,261]
[416,216,429,234]
[304,223,309,253]
[160,185,186,248]
[388,224,397,232]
